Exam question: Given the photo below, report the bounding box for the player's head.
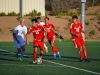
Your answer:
[31,18,37,27]
[72,15,78,23]
[19,18,25,27]
[37,17,41,23]
[44,17,49,24]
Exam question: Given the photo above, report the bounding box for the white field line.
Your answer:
[0,49,100,75]
[0,64,63,67]
[0,46,100,47]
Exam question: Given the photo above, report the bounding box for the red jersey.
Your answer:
[44,23,55,38]
[70,22,83,39]
[27,25,44,41]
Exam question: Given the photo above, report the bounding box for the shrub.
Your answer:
[37,12,41,16]
[56,14,62,18]
[89,30,95,36]
[85,21,90,26]
[90,18,95,20]
[0,12,7,16]
[16,16,23,21]
[63,37,71,42]
[96,15,100,20]
[26,9,41,17]
[7,11,17,16]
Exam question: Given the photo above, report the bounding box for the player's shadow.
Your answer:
[0,57,20,62]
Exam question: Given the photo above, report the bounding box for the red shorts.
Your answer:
[72,38,85,48]
[47,36,55,44]
[33,40,44,50]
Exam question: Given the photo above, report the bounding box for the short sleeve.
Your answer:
[24,26,27,34]
[13,26,18,34]
[52,24,54,28]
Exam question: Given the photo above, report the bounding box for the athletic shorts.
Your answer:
[33,40,44,50]
[14,39,25,48]
[72,38,85,48]
[47,36,55,44]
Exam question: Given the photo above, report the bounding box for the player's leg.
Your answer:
[16,48,21,58]
[50,36,61,58]
[81,39,89,62]
[14,40,21,58]
[33,46,38,63]
[20,45,25,61]
[44,43,48,53]
[73,39,84,62]
[39,41,44,59]
[33,41,38,63]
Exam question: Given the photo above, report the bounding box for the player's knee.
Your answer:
[79,46,82,51]
[21,45,25,51]
[51,42,54,46]
[17,48,21,53]
[34,47,38,52]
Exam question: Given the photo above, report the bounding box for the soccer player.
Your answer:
[13,18,27,61]
[37,17,48,53]
[26,18,44,64]
[70,15,90,62]
[44,17,61,58]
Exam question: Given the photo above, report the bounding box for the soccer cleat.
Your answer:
[58,54,61,58]
[45,47,48,53]
[33,60,36,64]
[80,60,85,63]
[85,59,90,62]
[53,54,56,58]
[39,56,42,59]
[16,54,18,58]
[20,58,23,62]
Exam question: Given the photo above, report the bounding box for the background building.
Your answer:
[0,0,45,16]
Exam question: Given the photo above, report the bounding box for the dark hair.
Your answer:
[72,15,78,19]
[44,17,49,20]
[37,17,41,20]
[31,18,37,22]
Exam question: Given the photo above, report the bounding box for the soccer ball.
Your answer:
[36,58,42,64]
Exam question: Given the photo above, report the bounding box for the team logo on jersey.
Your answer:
[32,28,41,34]
[46,26,52,32]
[74,26,81,32]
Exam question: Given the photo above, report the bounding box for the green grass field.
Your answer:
[0,42,100,75]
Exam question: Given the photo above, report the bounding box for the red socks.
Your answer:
[79,50,83,60]
[84,50,88,60]
[79,50,88,60]
[52,46,58,54]
[33,51,37,61]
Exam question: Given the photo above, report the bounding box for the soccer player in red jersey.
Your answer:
[70,15,90,62]
[44,17,61,58]
[26,18,44,63]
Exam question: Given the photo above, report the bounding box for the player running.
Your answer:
[13,18,27,61]
[37,17,48,53]
[26,18,44,64]
[44,17,61,58]
[70,15,90,62]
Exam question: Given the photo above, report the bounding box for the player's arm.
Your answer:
[26,28,32,45]
[70,31,80,36]
[13,30,20,43]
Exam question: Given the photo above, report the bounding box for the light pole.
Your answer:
[81,0,86,40]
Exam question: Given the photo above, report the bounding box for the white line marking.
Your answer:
[0,64,63,68]
[0,49,100,75]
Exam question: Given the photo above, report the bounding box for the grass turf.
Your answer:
[0,42,100,75]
